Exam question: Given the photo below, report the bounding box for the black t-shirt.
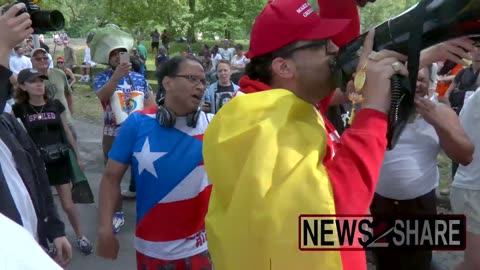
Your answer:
[453,66,480,91]
[12,99,66,148]
[324,104,353,135]
[449,66,480,114]
[214,84,235,112]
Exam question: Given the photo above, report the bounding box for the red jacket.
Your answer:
[237,75,388,270]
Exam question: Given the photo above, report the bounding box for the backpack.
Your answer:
[449,66,480,114]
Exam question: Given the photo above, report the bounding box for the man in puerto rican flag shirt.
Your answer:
[96,56,213,270]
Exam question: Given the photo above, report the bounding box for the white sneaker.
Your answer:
[112,212,125,234]
[121,190,136,199]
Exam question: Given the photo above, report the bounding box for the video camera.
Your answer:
[2,0,65,34]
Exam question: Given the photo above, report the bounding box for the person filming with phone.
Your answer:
[92,34,156,234]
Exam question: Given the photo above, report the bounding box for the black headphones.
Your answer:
[156,98,201,128]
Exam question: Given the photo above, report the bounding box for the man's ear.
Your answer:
[271,58,295,80]
[162,77,172,93]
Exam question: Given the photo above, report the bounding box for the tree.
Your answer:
[359,0,420,32]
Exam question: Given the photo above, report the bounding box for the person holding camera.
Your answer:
[0,2,72,269]
[12,68,93,256]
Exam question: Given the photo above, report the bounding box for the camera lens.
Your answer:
[30,10,65,31]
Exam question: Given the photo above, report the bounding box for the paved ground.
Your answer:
[56,119,137,270]
[59,118,464,270]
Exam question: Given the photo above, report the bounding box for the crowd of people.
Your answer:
[2,1,480,270]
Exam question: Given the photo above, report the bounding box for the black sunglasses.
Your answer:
[274,40,337,58]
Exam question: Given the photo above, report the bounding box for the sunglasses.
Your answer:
[274,40,337,58]
[57,61,64,64]
[34,56,50,61]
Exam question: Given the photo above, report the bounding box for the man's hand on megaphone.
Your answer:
[420,38,476,69]
[356,29,409,114]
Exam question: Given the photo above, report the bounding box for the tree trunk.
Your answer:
[187,0,196,43]
[167,15,173,29]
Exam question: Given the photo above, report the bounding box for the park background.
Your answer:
[13,0,453,200]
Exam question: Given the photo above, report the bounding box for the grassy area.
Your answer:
[72,84,103,124]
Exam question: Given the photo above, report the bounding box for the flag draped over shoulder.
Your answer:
[203,89,343,270]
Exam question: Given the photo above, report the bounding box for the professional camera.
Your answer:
[2,0,65,33]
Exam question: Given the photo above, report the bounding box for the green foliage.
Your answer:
[31,0,423,42]
[35,0,267,40]
[359,0,420,32]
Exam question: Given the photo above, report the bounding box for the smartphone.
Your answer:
[119,52,130,64]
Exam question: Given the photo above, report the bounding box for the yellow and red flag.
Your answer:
[203,89,388,270]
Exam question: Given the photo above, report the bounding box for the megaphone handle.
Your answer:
[387,75,404,149]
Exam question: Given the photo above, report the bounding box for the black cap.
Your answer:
[17,69,48,84]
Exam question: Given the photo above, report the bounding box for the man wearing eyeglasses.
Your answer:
[97,56,213,270]
[30,48,76,139]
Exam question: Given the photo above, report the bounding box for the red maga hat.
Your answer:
[245,0,351,59]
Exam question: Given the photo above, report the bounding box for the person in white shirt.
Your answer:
[208,45,222,82]
[0,213,62,270]
[80,42,95,82]
[218,39,233,61]
[371,66,474,270]
[230,44,249,84]
[9,45,32,75]
[450,88,480,270]
[211,45,222,72]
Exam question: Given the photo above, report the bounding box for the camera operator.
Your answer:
[0,3,72,269]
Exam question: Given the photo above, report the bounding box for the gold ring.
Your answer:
[392,61,403,73]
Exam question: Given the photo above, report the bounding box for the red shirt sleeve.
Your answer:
[323,109,388,215]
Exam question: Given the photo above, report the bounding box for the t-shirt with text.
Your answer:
[93,70,150,136]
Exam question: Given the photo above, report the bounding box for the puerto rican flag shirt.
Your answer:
[109,106,213,260]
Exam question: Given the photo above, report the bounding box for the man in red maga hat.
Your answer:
[202,0,410,269]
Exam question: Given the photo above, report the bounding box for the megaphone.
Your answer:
[334,0,480,150]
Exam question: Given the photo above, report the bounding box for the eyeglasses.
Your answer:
[33,56,49,61]
[274,39,338,58]
[173,75,207,86]
[57,61,64,64]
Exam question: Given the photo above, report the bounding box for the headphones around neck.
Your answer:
[156,98,201,128]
